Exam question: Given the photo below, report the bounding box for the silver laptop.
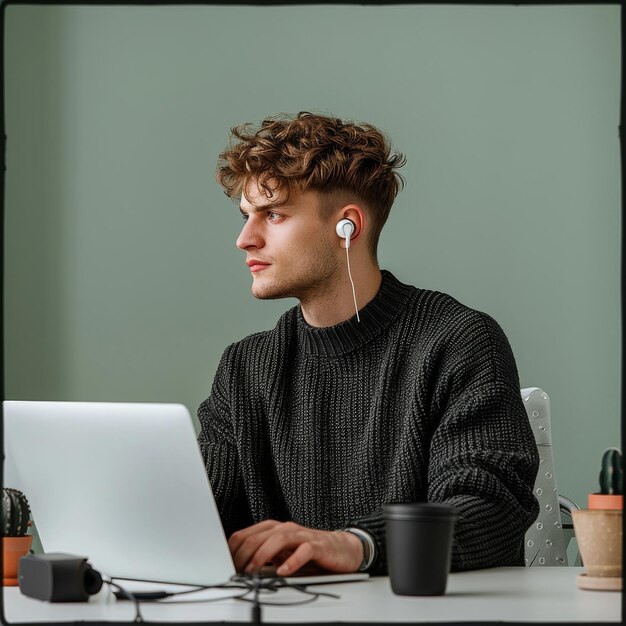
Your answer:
[3,401,368,587]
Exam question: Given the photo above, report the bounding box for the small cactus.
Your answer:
[1,488,31,537]
[599,447,623,496]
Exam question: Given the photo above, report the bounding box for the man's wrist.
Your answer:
[343,528,375,572]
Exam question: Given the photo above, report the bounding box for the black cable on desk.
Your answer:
[107,573,340,624]
[105,580,145,623]
[251,574,262,625]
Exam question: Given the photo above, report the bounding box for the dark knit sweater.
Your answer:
[198,270,539,574]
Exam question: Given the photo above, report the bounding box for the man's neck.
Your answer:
[299,263,383,328]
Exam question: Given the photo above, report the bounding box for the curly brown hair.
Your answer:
[216,111,406,256]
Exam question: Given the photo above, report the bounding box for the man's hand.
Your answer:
[227,520,363,576]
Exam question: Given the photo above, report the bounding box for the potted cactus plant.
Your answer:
[2,487,33,586]
[572,448,623,591]
[588,447,623,510]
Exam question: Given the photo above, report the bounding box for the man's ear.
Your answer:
[337,205,366,245]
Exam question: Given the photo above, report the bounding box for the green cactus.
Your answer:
[1,488,31,537]
[599,447,623,495]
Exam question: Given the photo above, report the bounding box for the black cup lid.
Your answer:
[383,502,459,520]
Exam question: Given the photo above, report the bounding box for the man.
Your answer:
[198,111,539,577]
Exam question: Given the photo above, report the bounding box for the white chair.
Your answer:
[521,387,579,566]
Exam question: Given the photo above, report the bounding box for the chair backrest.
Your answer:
[521,387,568,566]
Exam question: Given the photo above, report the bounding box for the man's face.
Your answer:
[236,180,340,301]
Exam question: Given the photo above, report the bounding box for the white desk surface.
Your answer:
[2,566,622,624]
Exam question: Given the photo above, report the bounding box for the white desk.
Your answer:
[2,567,621,623]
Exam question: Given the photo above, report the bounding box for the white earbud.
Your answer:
[335,218,360,322]
[336,219,355,249]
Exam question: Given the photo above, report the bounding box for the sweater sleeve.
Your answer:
[349,312,539,575]
[426,313,540,571]
[197,345,253,537]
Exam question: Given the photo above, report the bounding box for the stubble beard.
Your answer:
[250,248,340,303]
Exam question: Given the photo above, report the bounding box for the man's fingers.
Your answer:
[271,549,294,567]
[243,527,309,574]
[232,528,276,572]
[228,520,280,554]
[230,521,283,572]
[228,522,360,577]
[275,541,315,577]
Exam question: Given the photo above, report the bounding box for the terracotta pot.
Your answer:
[571,509,622,578]
[2,535,33,586]
[588,493,623,510]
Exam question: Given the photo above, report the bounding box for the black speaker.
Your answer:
[18,553,103,602]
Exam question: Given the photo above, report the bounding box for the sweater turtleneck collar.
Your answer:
[295,270,415,357]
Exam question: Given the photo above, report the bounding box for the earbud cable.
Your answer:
[345,246,360,323]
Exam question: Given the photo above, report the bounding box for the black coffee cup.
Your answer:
[383,502,458,596]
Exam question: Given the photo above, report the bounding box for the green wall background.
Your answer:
[3,4,621,545]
